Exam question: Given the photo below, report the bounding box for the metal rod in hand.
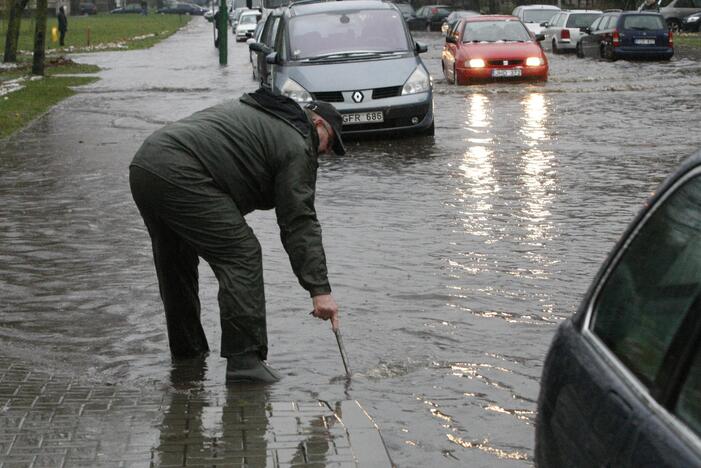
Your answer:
[334,328,352,378]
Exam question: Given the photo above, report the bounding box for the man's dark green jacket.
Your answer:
[130,92,331,297]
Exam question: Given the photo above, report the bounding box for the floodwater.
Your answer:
[1,19,700,466]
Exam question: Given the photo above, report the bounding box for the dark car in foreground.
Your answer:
[536,150,701,468]
[250,0,433,137]
[578,11,673,60]
[157,2,207,15]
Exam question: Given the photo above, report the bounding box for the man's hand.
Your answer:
[311,294,339,331]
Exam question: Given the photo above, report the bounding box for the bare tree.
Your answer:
[32,0,47,75]
[3,0,31,63]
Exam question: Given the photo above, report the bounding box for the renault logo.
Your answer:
[352,91,364,103]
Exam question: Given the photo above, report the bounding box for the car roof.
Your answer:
[464,14,519,22]
[519,4,560,9]
[562,9,603,13]
[289,0,396,16]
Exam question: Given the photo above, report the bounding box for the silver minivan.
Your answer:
[249,0,434,136]
[638,0,701,31]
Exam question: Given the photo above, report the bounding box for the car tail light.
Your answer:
[612,30,620,47]
[560,29,570,40]
[668,30,673,47]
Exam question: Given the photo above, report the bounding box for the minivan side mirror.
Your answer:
[580,26,591,34]
[415,42,428,53]
[445,35,454,43]
[540,21,549,27]
[535,33,545,41]
[249,42,272,54]
[265,51,279,65]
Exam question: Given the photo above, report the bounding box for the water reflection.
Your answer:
[458,93,499,235]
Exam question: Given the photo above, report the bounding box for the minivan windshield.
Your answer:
[462,20,532,42]
[289,10,410,60]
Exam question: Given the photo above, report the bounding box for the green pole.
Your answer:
[218,0,227,65]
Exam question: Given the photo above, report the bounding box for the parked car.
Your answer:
[512,4,561,35]
[441,15,548,84]
[157,3,207,15]
[415,4,454,31]
[682,9,701,30]
[110,3,144,13]
[578,11,673,60]
[536,149,701,468]
[395,2,423,30]
[249,0,434,136]
[441,10,480,34]
[638,0,701,31]
[542,10,602,54]
[79,2,97,15]
[235,10,262,42]
[229,7,249,29]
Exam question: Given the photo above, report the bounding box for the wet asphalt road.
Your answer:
[1,18,701,466]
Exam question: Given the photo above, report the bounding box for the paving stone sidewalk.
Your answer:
[0,358,394,468]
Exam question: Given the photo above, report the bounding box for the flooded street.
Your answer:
[1,19,700,466]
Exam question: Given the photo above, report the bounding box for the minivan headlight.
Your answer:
[281,78,313,103]
[526,57,544,67]
[402,66,431,95]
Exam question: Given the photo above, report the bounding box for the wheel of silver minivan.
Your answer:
[552,39,560,54]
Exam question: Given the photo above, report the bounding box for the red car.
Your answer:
[441,15,548,85]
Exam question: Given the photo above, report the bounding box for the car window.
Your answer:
[567,13,602,28]
[522,9,558,23]
[590,16,603,30]
[276,20,287,58]
[591,174,701,387]
[288,10,410,59]
[675,0,692,7]
[694,0,701,8]
[601,15,616,29]
[262,15,280,46]
[599,15,611,29]
[675,344,701,437]
[623,14,665,29]
[462,20,531,42]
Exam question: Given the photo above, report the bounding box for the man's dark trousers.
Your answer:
[129,166,268,360]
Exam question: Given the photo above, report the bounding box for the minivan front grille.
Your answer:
[312,91,344,102]
[372,86,403,99]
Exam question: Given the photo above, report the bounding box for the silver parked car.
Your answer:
[512,4,561,35]
[250,0,434,137]
[542,10,602,54]
[639,0,701,31]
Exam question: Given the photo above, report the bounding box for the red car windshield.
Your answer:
[289,10,410,59]
[462,20,532,42]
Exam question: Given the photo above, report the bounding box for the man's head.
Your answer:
[305,101,346,156]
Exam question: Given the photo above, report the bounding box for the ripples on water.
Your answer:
[1,24,700,466]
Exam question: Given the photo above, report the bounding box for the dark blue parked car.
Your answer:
[577,11,673,60]
[536,150,701,467]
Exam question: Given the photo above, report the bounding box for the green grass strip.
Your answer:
[0,13,192,53]
[0,74,97,139]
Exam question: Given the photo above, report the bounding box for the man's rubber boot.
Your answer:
[226,353,281,384]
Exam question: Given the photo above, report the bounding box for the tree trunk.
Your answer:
[3,0,30,63]
[32,0,47,75]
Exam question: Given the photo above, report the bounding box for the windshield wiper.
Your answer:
[300,51,382,62]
